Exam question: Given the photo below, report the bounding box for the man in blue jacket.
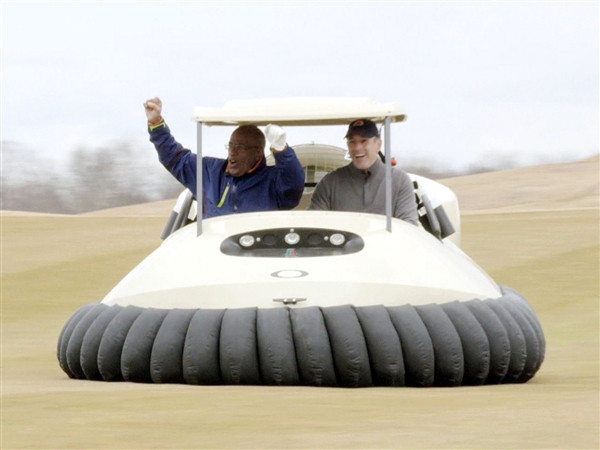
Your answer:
[144,97,305,219]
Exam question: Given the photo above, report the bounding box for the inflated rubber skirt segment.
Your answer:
[57,286,545,387]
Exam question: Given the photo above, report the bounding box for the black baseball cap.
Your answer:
[345,119,380,139]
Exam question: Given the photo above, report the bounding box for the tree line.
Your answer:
[2,139,509,215]
[1,140,182,214]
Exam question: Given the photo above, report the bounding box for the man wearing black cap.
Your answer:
[308,118,418,225]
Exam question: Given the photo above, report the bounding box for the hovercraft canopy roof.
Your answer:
[192,97,406,126]
[191,97,406,235]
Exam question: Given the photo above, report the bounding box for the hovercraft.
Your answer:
[57,98,545,387]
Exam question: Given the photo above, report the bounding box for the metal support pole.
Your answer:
[384,116,392,232]
[196,122,203,236]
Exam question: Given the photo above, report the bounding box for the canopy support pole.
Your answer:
[384,115,392,232]
[196,122,203,236]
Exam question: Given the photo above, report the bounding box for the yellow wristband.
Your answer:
[149,120,166,131]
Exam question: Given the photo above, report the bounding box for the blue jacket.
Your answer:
[149,124,305,218]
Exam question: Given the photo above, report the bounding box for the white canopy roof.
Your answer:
[192,97,406,126]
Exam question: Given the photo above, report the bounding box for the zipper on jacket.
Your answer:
[231,183,238,211]
[217,183,230,208]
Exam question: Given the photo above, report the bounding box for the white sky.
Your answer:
[2,1,599,171]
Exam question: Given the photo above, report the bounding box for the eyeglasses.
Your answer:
[225,143,260,152]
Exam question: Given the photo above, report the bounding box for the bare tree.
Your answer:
[2,140,183,214]
[64,141,183,213]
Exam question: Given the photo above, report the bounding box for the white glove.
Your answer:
[265,124,287,151]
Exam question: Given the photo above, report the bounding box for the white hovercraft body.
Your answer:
[101,209,499,310]
[57,98,545,388]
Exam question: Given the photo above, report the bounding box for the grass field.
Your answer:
[2,159,599,450]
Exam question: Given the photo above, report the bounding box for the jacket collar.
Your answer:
[225,155,266,177]
[348,157,384,178]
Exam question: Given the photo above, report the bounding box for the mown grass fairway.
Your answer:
[2,206,598,449]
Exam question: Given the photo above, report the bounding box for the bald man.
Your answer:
[144,97,305,219]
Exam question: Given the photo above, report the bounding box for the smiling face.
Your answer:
[226,126,265,177]
[346,134,382,171]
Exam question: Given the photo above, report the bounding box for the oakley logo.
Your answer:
[270,270,309,279]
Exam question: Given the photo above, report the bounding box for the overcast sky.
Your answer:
[2,1,598,171]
